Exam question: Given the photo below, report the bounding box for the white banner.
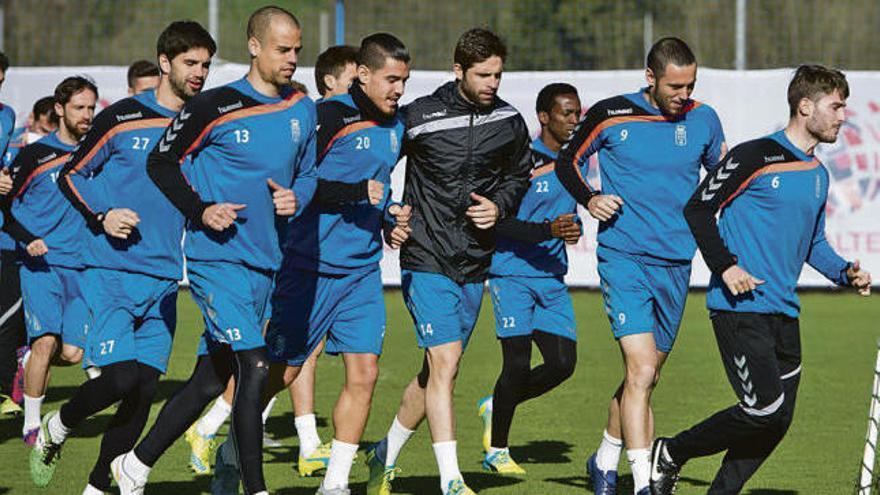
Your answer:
[5,65,878,286]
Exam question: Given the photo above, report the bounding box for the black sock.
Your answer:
[59,360,140,428]
[134,349,233,466]
[88,363,161,490]
[231,347,269,494]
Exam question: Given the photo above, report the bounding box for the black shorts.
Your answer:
[710,311,801,416]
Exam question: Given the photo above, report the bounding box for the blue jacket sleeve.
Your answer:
[806,205,850,285]
[556,104,605,207]
[701,107,727,171]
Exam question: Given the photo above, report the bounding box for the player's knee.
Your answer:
[548,353,576,383]
[624,362,657,390]
[58,345,83,365]
[427,349,461,381]
[31,335,58,359]
[347,359,379,392]
[235,349,270,390]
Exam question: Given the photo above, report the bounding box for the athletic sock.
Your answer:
[23,394,44,432]
[385,415,415,468]
[433,440,462,493]
[322,439,358,489]
[487,446,507,457]
[122,451,151,481]
[627,448,651,493]
[47,410,71,443]
[295,413,321,457]
[81,483,104,495]
[197,396,231,437]
[261,395,277,424]
[596,429,623,471]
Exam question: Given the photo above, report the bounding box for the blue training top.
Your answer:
[556,88,726,264]
[491,137,579,277]
[285,83,405,274]
[59,89,184,280]
[7,132,84,269]
[686,130,850,317]
[146,77,318,272]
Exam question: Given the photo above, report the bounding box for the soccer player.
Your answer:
[127,59,161,95]
[185,45,357,477]
[111,7,315,495]
[366,28,531,495]
[1,77,95,454]
[0,50,22,416]
[25,97,59,145]
[226,32,411,495]
[28,22,216,494]
[315,45,358,99]
[650,65,873,495]
[478,83,583,474]
[554,37,726,495]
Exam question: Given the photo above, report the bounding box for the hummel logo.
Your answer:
[607,108,633,116]
[218,102,243,114]
[343,115,361,125]
[763,154,785,163]
[37,152,58,164]
[115,111,143,122]
[701,158,740,201]
[734,354,757,406]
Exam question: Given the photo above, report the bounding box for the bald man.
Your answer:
[110,7,317,495]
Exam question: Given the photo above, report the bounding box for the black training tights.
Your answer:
[134,346,269,494]
[491,330,577,448]
[88,363,160,490]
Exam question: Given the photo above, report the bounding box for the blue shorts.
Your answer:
[20,264,88,349]
[188,260,273,355]
[267,266,385,366]
[82,268,178,373]
[487,275,576,341]
[401,270,483,349]
[597,246,691,353]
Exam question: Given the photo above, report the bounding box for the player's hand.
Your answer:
[0,168,11,195]
[202,203,246,232]
[587,194,623,221]
[367,180,384,206]
[267,178,297,216]
[550,213,582,245]
[385,224,411,249]
[102,208,141,239]
[847,259,872,296]
[388,204,412,229]
[26,239,48,257]
[467,193,499,229]
[721,264,765,296]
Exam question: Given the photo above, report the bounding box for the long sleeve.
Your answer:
[58,109,117,232]
[495,217,553,243]
[806,205,850,285]
[555,104,605,207]
[146,96,218,227]
[292,119,318,217]
[490,116,532,219]
[684,146,764,275]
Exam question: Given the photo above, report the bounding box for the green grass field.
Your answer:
[1,290,876,494]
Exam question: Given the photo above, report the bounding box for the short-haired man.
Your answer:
[31,21,216,494]
[127,59,161,95]
[315,45,358,98]
[366,28,531,495]
[0,76,96,460]
[111,7,315,495]
[26,97,59,144]
[478,82,583,474]
[555,37,726,495]
[650,64,872,495]
[237,31,412,495]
